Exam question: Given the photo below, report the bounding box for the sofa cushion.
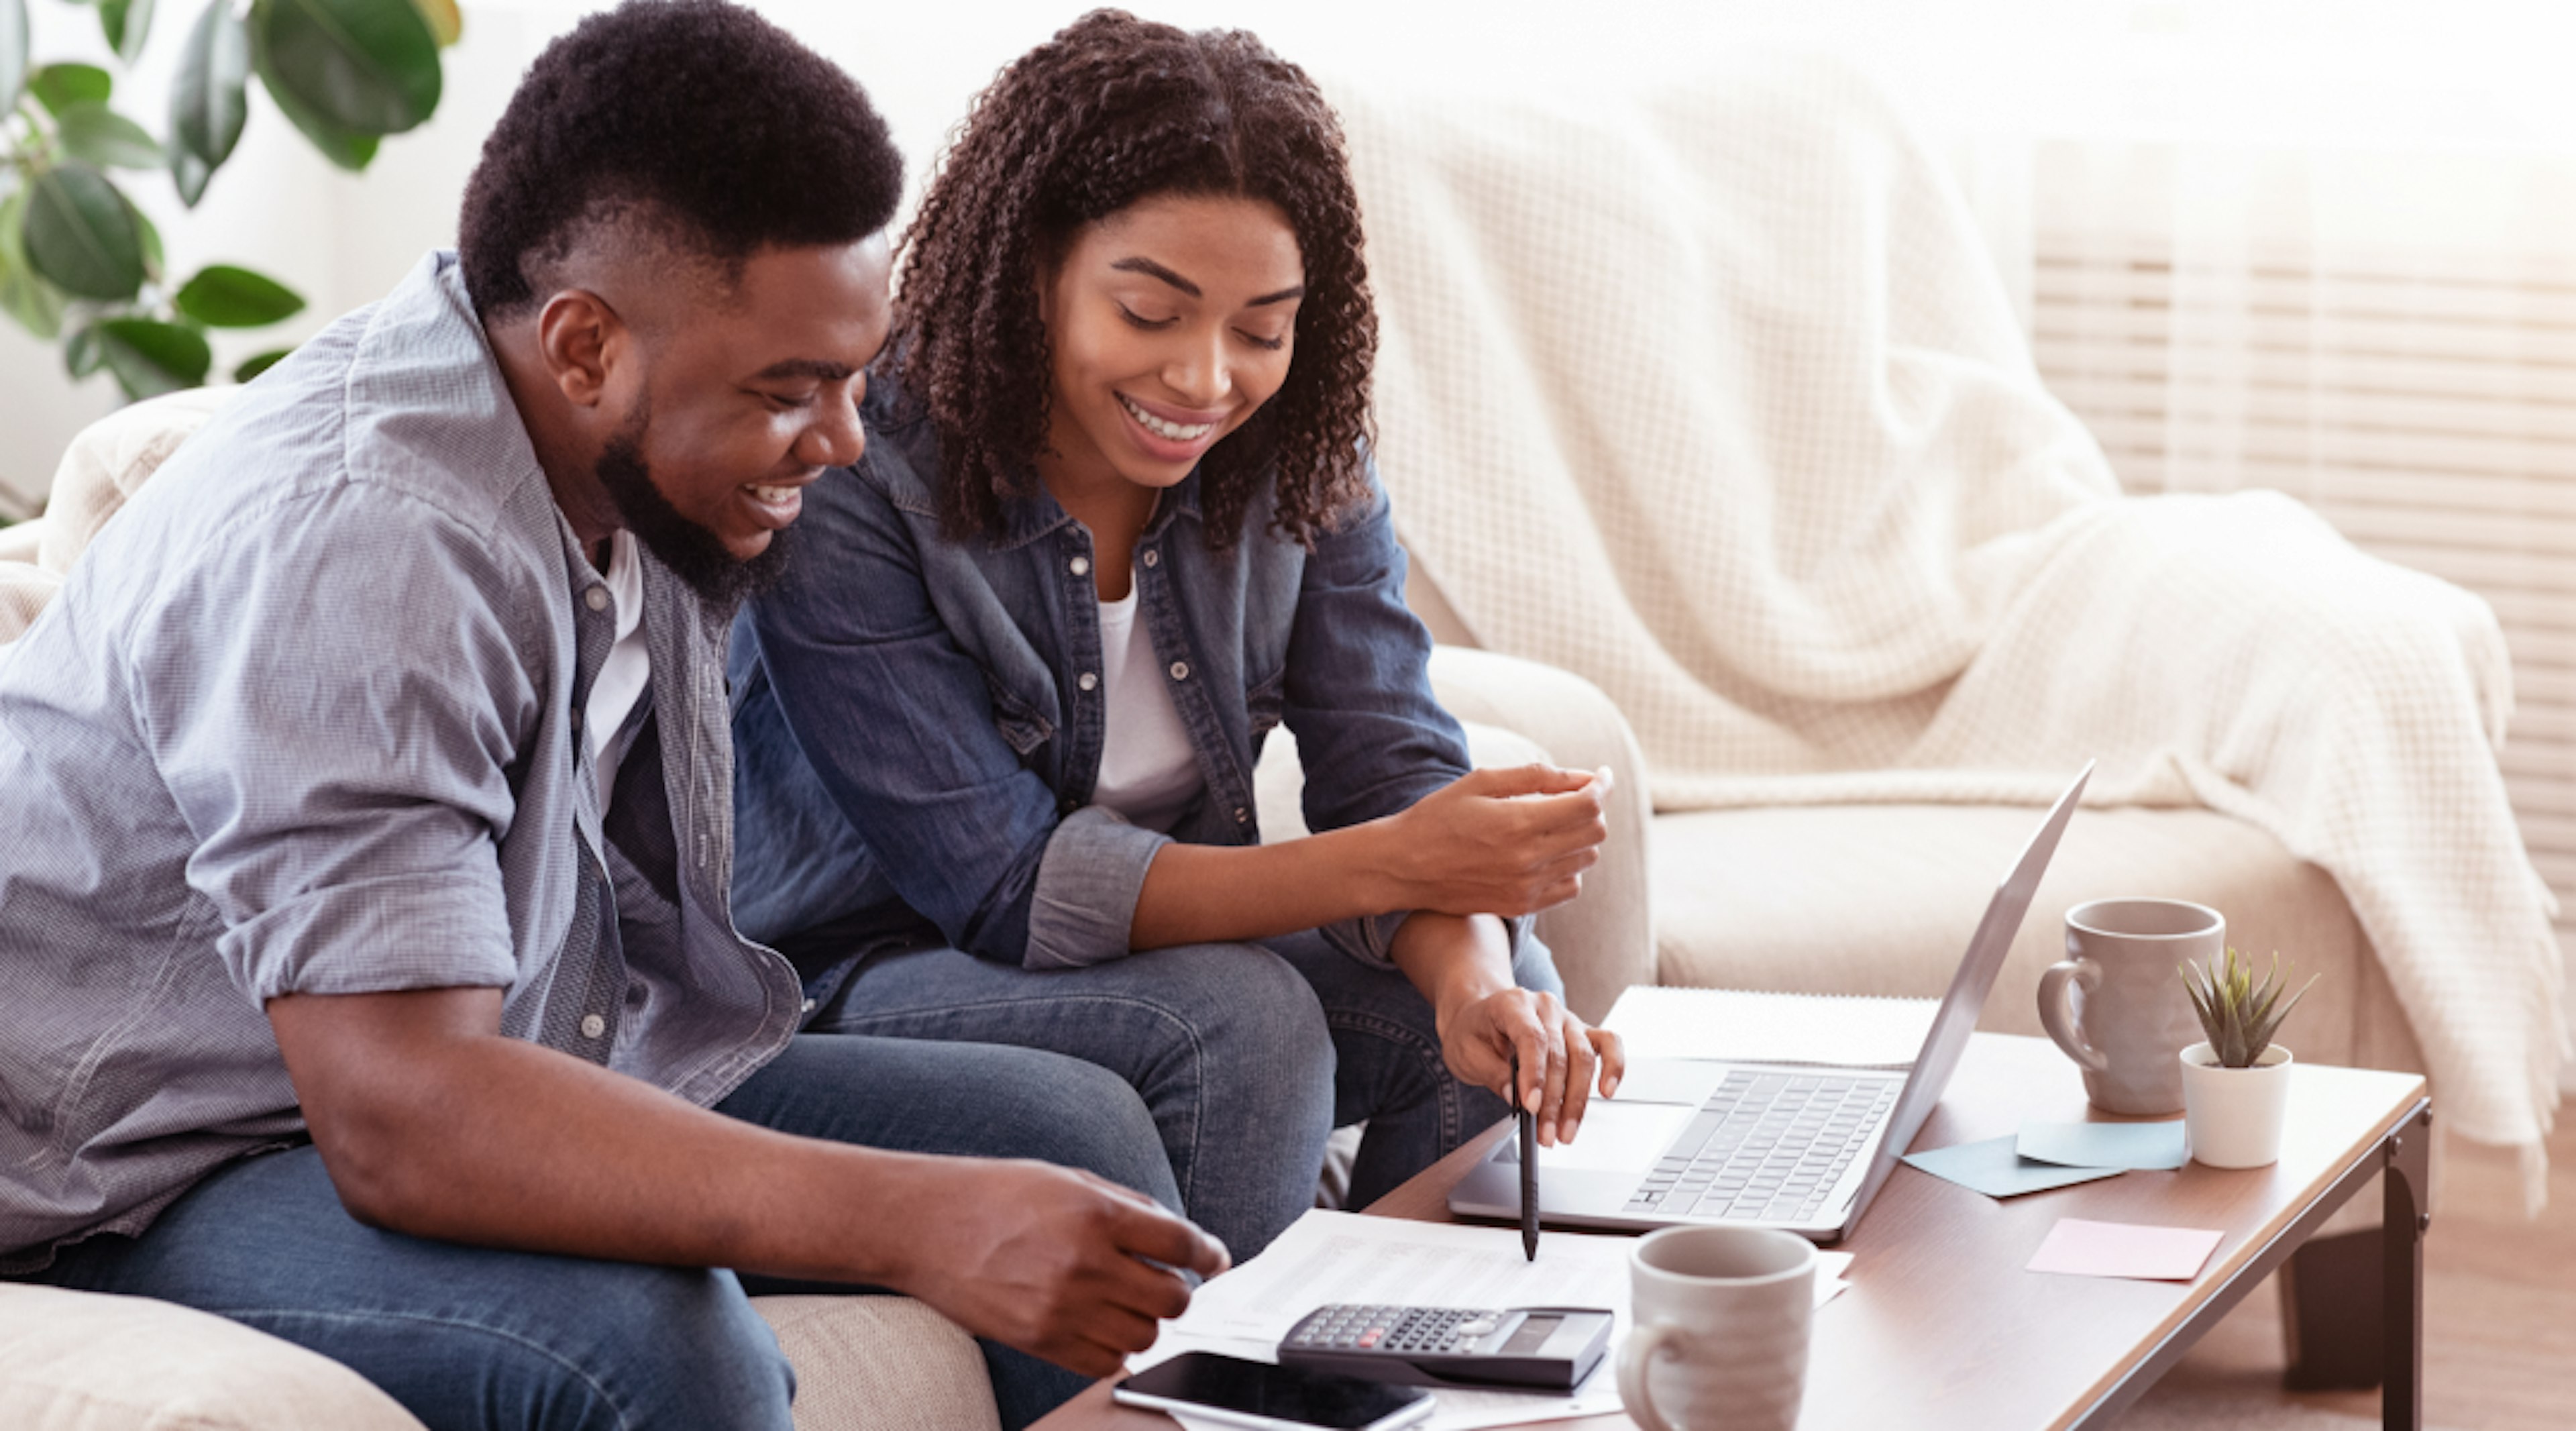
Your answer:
[0,1282,427,1430]
[750,1295,1000,1430]
[1652,803,2415,1072]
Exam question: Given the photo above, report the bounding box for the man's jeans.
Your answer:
[28,1035,1178,1431]
[813,927,1564,1258]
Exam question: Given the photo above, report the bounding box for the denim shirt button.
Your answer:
[1078,672,1098,692]
[1168,661,1189,681]
[1140,549,1160,568]
[1069,555,1091,576]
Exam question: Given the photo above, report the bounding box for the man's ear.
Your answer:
[534,290,627,408]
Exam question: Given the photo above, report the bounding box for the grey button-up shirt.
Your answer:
[0,252,804,1274]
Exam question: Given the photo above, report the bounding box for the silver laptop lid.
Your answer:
[1836,761,2094,1230]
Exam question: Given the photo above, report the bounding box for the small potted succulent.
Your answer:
[2176,947,2317,1168]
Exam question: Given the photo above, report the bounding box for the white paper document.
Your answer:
[1602,985,1938,1069]
[1134,1209,1852,1431]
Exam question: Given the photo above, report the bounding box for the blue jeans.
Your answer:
[26,1035,1179,1431]
[811,927,1564,1255]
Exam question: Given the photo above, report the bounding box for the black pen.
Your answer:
[1514,1053,1539,1261]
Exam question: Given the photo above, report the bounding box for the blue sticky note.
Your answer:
[2017,1120,2190,1172]
[1902,1134,2127,1199]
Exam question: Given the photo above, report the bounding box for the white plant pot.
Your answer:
[2179,1042,2293,1169]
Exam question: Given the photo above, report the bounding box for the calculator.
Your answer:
[1276,1304,1615,1391]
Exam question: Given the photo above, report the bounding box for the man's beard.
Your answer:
[594,415,794,608]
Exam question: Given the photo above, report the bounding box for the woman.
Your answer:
[729,9,1621,1263]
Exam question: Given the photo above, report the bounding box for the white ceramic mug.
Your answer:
[2040,898,2222,1116]
[1616,1225,1815,1431]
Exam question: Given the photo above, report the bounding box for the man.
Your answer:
[0,4,1222,1428]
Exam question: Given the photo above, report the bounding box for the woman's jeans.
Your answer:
[813,926,1565,1261]
[27,1035,1174,1431]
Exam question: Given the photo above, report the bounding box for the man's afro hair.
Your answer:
[459,0,901,321]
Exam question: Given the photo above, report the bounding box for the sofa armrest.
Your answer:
[0,1283,428,1431]
[1426,646,1652,1024]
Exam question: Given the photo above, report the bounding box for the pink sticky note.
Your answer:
[2026,1218,2223,1281]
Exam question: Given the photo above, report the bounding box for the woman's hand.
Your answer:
[1436,986,1625,1147]
[1375,765,1612,918]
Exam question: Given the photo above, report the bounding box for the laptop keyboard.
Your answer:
[1622,1071,1899,1224]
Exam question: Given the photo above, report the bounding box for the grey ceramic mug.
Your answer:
[2039,898,2222,1116]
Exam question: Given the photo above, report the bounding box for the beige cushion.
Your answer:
[0,1283,427,1431]
[751,1295,1000,1430]
[1652,802,2423,1074]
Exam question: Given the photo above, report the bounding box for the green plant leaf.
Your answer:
[94,316,212,399]
[0,187,70,340]
[172,0,252,190]
[409,0,457,47]
[23,164,146,301]
[1,0,27,110]
[253,35,380,170]
[252,0,439,136]
[170,147,212,206]
[134,203,164,282]
[64,321,106,378]
[234,346,290,382]
[56,102,166,170]
[29,62,113,117]
[99,0,157,65]
[176,264,304,327]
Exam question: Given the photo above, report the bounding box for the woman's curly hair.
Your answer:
[892,9,1377,549]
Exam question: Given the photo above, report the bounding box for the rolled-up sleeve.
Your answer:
[1282,460,1489,969]
[738,466,1158,969]
[138,489,535,1004]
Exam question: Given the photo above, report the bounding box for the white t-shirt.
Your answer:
[1091,577,1203,833]
[585,530,651,816]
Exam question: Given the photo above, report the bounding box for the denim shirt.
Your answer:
[0,252,803,1273]
[729,376,1475,982]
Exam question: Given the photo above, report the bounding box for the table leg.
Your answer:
[2381,1106,2428,1431]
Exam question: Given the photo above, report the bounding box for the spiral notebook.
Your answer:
[1600,985,1939,1070]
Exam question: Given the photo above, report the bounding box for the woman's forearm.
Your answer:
[1388,910,1515,1022]
[1128,823,1401,949]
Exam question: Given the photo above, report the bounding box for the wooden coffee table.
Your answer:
[1036,1032,2430,1431]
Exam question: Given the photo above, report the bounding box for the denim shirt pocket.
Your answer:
[984,677,1056,759]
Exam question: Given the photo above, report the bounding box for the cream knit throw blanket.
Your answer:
[1330,58,2565,1198]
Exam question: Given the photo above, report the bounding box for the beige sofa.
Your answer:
[0,396,1650,1430]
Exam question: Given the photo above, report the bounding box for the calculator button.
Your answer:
[1455,1317,1499,1338]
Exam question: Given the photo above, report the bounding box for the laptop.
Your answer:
[1449,761,2092,1245]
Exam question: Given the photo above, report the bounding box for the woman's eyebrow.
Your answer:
[1109,256,1305,309]
[1110,256,1201,297]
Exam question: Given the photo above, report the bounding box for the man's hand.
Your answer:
[1437,986,1625,1148]
[1375,765,1611,918]
[891,1161,1230,1378]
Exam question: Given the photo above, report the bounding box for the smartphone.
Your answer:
[1112,1352,1436,1431]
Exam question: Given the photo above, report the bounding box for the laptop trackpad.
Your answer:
[1513,1101,1698,1173]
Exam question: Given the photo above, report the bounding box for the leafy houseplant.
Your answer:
[2178,945,2317,1069]
[2176,946,2318,1169]
[0,0,460,401]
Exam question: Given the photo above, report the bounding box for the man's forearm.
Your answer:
[273,991,938,1288]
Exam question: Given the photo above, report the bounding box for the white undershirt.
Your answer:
[1091,576,1201,833]
[586,530,651,816]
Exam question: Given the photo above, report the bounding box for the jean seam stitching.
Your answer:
[1321,1008,1464,1149]
[206,1306,646,1430]
[823,994,1209,1210]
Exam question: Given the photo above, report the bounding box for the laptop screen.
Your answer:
[1841,762,2094,1228]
